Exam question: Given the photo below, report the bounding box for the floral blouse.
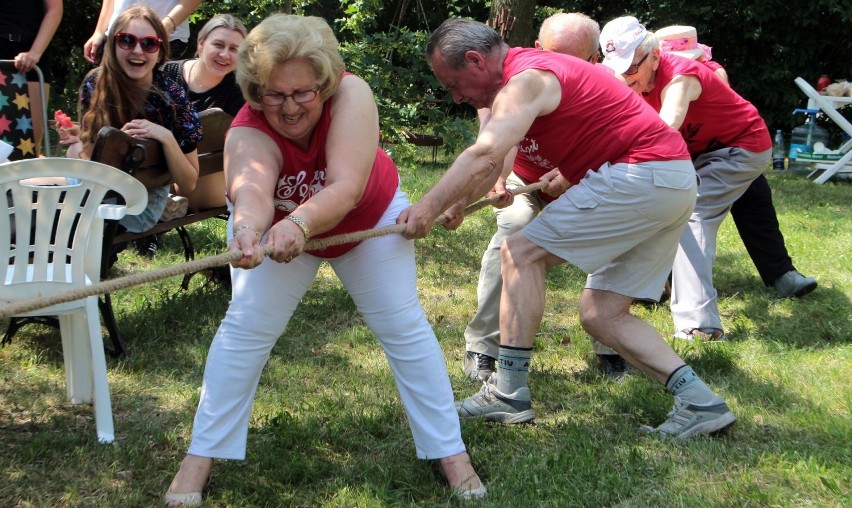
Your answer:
[79,68,202,152]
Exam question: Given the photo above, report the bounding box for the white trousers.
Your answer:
[671,147,770,332]
[188,189,465,461]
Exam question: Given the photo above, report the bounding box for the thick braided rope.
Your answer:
[0,181,549,318]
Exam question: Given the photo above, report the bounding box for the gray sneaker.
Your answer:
[463,351,496,381]
[597,353,629,381]
[641,397,736,439]
[455,377,535,424]
[773,270,817,298]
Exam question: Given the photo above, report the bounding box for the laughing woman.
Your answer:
[164,14,485,506]
[162,14,246,212]
[68,4,201,237]
[162,14,246,117]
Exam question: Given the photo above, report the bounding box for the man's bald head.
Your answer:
[536,12,600,62]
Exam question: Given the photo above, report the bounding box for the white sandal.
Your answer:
[454,474,488,501]
[163,490,202,507]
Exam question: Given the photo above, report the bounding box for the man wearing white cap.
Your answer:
[599,16,774,341]
[398,18,737,438]
[655,25,817,299]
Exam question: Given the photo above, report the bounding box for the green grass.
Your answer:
[1,152,850,507]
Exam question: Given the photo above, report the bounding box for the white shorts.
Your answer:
[522,160,696,300]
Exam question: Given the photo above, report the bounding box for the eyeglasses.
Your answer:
[259,89,320,106]
[115,33,162,53]
[622,52,650,76]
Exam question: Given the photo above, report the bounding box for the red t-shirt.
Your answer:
[230,77,397,258]
[503,48,689,186]
[643,52,770,155]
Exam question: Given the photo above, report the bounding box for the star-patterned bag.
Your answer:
[0,61,41,160]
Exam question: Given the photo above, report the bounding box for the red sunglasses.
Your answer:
[114,32,162,53]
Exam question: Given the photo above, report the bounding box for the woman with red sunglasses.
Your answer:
[68,4,201,240]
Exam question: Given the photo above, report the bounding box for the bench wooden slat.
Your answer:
[112,206,228,244]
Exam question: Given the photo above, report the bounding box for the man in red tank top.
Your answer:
[462,13,629,385]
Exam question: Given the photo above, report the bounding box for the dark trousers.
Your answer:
[730,174,795,286]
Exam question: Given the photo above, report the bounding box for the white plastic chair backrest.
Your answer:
[794,77,852,138]
[0,60,51,158]
[1,158,147,301]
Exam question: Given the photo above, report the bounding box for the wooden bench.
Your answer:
[92,108,232,356]
[381,129,444,162]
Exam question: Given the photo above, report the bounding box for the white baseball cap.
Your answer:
[599,16,648,74]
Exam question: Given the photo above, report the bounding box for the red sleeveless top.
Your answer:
[503,48,689,186]
[230,76,398,258]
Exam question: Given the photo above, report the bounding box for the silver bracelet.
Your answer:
[285,215,310,241]
[234,224,260,241]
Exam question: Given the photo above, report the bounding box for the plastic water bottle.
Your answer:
[788,109,831,174]
[772,130,785,171]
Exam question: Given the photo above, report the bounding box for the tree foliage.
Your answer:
[539,0,852,131]
[48,0,851,156]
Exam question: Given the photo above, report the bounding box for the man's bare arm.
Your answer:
[658,74,702,130]
[398,69,562,238]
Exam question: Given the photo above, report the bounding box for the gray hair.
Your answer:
[538,13,600,60]
[635,32,660,58]
[426,18,505,69]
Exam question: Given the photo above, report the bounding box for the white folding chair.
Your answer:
[0,60,51,159]
[1,158,146,443]
[793,77,852,184]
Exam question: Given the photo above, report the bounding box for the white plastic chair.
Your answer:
[793,77,852,184]
[1,158,146,443]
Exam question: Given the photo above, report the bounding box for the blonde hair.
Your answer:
[236,14,344,109]
[195,14,247,57]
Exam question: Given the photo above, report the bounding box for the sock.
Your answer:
[495,346,532,395]
[665,365,718,405]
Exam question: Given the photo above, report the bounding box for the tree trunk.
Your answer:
[488,0,537,48]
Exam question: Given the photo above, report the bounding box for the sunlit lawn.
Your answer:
[1,152,849,507]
